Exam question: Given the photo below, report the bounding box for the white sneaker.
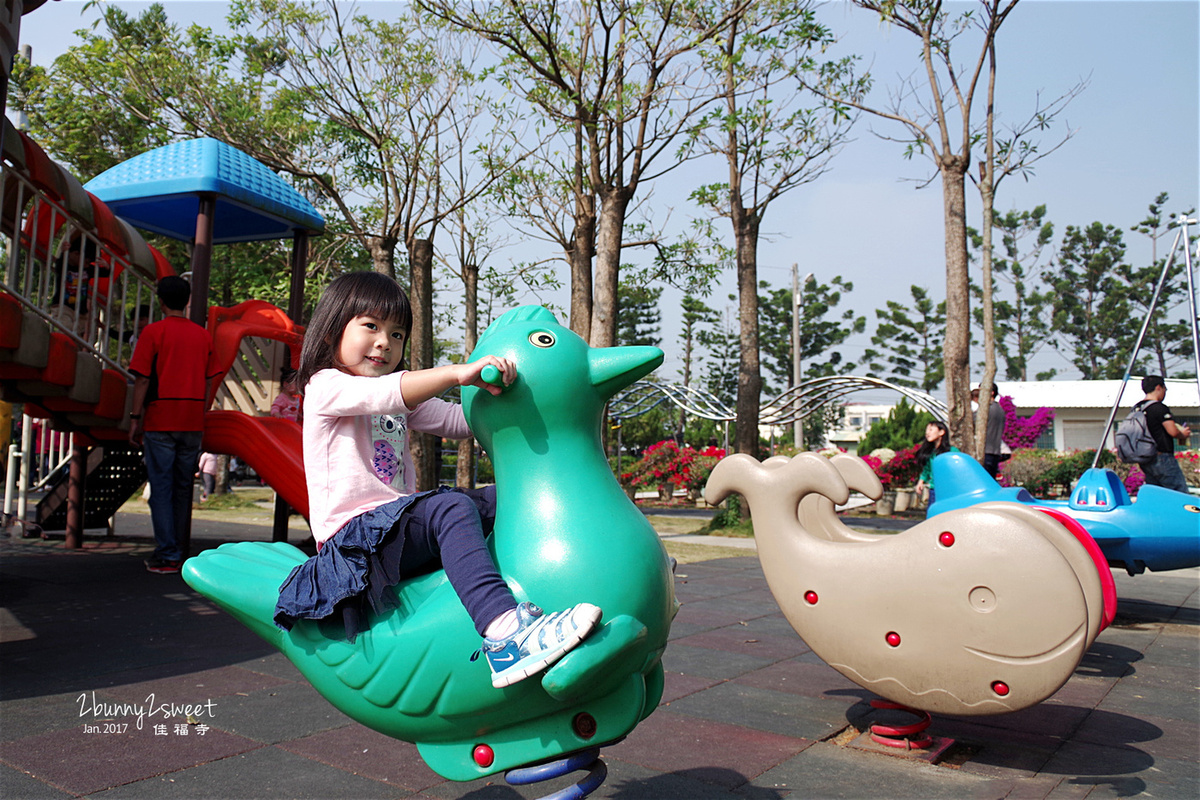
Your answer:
[477,601,602,688]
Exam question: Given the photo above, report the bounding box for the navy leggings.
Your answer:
[394,487,517,636]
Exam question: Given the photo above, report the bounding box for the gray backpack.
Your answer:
[1115,403,1157,464]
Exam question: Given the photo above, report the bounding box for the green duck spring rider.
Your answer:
[182,305,677,793]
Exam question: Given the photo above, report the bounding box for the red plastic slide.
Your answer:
[204,410,308,520]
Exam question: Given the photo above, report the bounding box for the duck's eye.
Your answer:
[529,331,555,348]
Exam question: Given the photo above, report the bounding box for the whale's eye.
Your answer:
[529,331,555,348]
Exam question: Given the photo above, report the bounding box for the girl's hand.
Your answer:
[460,356,516,396]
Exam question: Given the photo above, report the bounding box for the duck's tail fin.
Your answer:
[182,541,308,649]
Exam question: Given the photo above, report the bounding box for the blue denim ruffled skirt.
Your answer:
[273,489,444,640]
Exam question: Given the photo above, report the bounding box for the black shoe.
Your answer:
[145,557,182,574]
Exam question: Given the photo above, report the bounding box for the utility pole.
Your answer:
[792,266,813,450]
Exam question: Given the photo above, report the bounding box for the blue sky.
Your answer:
[12,1,1199,391]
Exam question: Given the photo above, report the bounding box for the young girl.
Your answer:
[914,420,959,505]
[274,272,601,689]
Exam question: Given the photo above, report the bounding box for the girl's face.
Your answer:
[925,423,944,443]
[337,314,407,377]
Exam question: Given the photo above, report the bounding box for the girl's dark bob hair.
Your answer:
[296,272,413,391]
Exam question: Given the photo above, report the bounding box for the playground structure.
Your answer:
[1,118,322,544]
[929,452,1200,575]
[705,451,1116,747]
[183,306,677,794]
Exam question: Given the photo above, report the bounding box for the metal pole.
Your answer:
[1091,222,1189,468]
[793,269,813,450]
[1179,217,1200,407]
[792,265,801,447]
[16,412,32,528]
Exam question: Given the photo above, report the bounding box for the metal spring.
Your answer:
[505,746,607,800]
[867,699,934,750]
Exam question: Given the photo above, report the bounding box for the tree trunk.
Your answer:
[457,261,479,489]
[569,123,595,341]
[409,238,439,491]
[590,187,632,348]
[940,162,975,452]
[368,236,399,279]
[733,207,762,457]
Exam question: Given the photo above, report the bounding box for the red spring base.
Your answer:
[868,699,934,750]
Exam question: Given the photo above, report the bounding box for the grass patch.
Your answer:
[663,540,754,564]
[703,516,755,538]
[197,489,270,511]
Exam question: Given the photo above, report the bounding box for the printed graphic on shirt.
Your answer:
[371,414,406,486]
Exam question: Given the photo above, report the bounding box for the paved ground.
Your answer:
[1,510,1196,799]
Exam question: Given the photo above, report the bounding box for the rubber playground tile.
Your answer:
[922,714,1064,756]
[1141,631,1200,670]
[235,651,307,682]
[1041,672,1121,709]
[1038,740,1199,798]
[735,612,811,639]
[606,708,814,788]
[0,724,263,796]
[1071,639,1143,681]
[679,590,781,620]
[667,681,851,742]
[661,642,776,682]
[279,723,443,793]
[752,740,1014,800]
[658,670,723,705]
[200,681,353,745]
[669,604,753,633]
[1072,707,1198,763]
[0,762,73,799]
[84,744,402,800]
[671,626,810,662]
[1095,675,1199,723]
[0,691,102,742]
[949,700,1092,740]
[1113,657,1200,693]
[420,754,748,800]
[731,658,868,702]
[97,664,295,707]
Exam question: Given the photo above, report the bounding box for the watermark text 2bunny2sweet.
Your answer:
[77,692,217,731]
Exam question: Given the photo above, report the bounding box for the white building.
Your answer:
[1003,379,1199,452]
[822,379,1200,454]
[826,402,899,453]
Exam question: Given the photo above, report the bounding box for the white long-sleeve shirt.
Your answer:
[303,368,471,544]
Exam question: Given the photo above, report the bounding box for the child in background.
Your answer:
[914,420,959,505]
[197,452,218,502]
[273,272,601,689]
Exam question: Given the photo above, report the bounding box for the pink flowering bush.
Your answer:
[998,396,1055,449]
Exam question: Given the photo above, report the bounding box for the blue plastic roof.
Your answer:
[84,138,324,243]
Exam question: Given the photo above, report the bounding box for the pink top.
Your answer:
[303,368,470,545]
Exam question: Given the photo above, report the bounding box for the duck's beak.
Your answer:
[589,345,664,397]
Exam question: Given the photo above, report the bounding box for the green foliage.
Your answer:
[757,275,866,394]
[1121,192,1198,378]
[707,493,744,531]
[865,285,946,392]
[999,448,1122,497]
[970,205,1057,381]
[1049,222,1132,379]
[857,399,935,453]
[617,282,663,348]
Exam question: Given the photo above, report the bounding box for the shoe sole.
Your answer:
[491,604,602,689]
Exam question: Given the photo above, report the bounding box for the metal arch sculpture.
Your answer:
[609,375,946,428]
[760,376,947,427]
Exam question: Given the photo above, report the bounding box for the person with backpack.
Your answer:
[1132,376,1192,493]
